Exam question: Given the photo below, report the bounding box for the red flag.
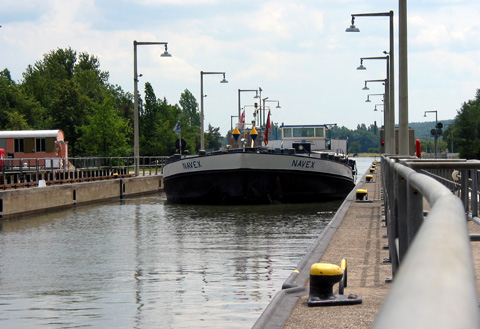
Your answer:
[239,110,245,124]
[264,110,271,145]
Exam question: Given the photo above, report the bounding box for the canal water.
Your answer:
[0,157,375,328]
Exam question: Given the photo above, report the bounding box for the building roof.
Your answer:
[0,130,63,139]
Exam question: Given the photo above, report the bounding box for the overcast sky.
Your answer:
[1,0,479,134]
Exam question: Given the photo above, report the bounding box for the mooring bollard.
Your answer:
[356,189,368,201]
[308,261,362,307]
[366,174,373,182]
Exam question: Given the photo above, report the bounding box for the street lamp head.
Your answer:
[365,95,371,103]
[357,64,366,70]
[276,103,281,109]
[362,85,369,91]
[161,44,172,57]
[345,16,360,32]
[220,73,228,83]
[346,24,360,32]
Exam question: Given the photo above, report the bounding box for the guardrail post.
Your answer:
[406,175,423,245]
[396,169,408,264]
[461,169,469,212]
[471,169,478,217]
[36,158,40,182]
[385,157,399,276]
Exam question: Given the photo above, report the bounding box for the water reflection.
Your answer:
[0,198,339,328]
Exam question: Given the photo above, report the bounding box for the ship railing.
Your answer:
[373,155,480,328]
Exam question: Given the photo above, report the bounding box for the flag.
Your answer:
[174,118,181,135]
[236,110,246,132]
[264,110,271,145]
[239,110,245,124]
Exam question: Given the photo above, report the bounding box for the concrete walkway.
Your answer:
[283,163,390,328]
[254,160,480,328]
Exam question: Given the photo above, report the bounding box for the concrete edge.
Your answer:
[252,184,359,329]
[0,175,162,220]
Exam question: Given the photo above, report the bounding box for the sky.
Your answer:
[1,0,480,135]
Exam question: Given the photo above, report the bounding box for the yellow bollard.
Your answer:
[356,189,368,200]
[308,261,362,307]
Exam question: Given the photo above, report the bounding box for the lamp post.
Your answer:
[133,40,171,176]
[346,11,396,154]
[424,110,438,158]
[357,56,393,154]
[264,99,281,109]
[398,1,409,156]
[374,103,384,131]
[200,71,228,151]
[262,98,281,127]
[363,79,385,91]
[366,94,384,103]
[238,89,259,123]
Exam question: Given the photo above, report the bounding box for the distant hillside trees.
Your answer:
[330,123,380,154]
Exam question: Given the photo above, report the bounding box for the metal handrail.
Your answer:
[373,155,479,329]
[0,156,169,187]
[1,156,168,172]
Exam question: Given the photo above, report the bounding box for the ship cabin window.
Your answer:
[293,128,315,138]
[282,126,326,139]
[14,139,25,153]
[36,138,46,152]
[283,128,292,138]
[315,127,325,138]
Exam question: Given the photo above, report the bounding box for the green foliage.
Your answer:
[349,141,361,155]
[330,123,380,154]
[0,48,229,157]
[179,89,200,126]
[0,68,43,129]
[76,95,131,157]
[204,124,222,151]
[5,111,30,130]
[449,89,480,158]
[18,47,113,155]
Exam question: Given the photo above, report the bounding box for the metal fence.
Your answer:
[373,155,480,329]
[0,156,169,187]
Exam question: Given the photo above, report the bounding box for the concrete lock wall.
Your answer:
[0,176,162,219]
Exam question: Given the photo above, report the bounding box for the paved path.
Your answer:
[256,161,480,328]
[284,162,390,328]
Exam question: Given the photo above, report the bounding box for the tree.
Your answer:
[21,48,112,155]
[349,141,361,155]
[179,89,200,126]
[0,68,44,129]
[5,111,30,130]
[139,82,160,155]
[452,89,480,159]
[204,124,222,151]
[50,79,90,154]
[138,82,182,156]
[76,95,131,157]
